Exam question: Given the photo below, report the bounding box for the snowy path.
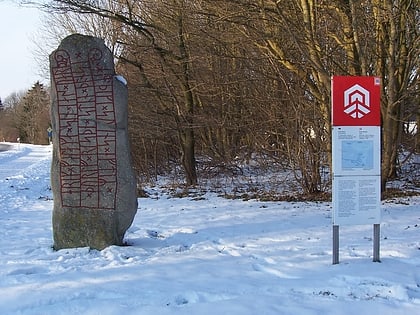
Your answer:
[0,143,13,152]
[0,144,419,315]
[0,143,52,180]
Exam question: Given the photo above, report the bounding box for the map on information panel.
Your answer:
[341,140,373,170]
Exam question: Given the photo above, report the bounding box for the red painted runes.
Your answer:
[52,48,117,209]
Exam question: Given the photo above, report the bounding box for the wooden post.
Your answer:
[333,225,339,264]
[373,224,381,262]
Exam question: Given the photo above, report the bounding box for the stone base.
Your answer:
[52,208,123,250]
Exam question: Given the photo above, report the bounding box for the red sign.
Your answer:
[332,76,381,126]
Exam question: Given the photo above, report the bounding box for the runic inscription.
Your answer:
[51,48,117,209]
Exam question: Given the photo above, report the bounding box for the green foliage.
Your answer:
[14,82,51,144]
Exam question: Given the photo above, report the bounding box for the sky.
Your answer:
[0,1,45,100]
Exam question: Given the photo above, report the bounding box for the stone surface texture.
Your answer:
[50,34,137,250]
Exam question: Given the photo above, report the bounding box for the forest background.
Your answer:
[0,0,418,198]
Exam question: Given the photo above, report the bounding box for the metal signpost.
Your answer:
[331,76,381,264]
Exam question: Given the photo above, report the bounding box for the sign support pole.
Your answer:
[373,224,380,262]
[332,225,339,264]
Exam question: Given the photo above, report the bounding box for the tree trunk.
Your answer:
[375,0,412,191]
[180,127,197,186]
[381,101,401,189]
[417,109,420,153]
[178,8,197,186]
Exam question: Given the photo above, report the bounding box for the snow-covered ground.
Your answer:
[0,143,419,315]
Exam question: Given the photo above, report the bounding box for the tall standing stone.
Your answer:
[50,34,137,250]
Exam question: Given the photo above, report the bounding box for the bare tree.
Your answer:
[33,0,418,194]
[209,0,419,192]
[372,0,419,188]
[37,0,200,185]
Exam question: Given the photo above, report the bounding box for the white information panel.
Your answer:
[332,126,381,176]
[332,175,381,225]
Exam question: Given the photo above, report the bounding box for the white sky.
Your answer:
[0,1,44,100]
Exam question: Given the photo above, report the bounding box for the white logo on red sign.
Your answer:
[343,84,370,119]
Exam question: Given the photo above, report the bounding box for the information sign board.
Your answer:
[331,76,381,226]
[332,175,381,225]
[332,126,381,176]
[331,76,382,263]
